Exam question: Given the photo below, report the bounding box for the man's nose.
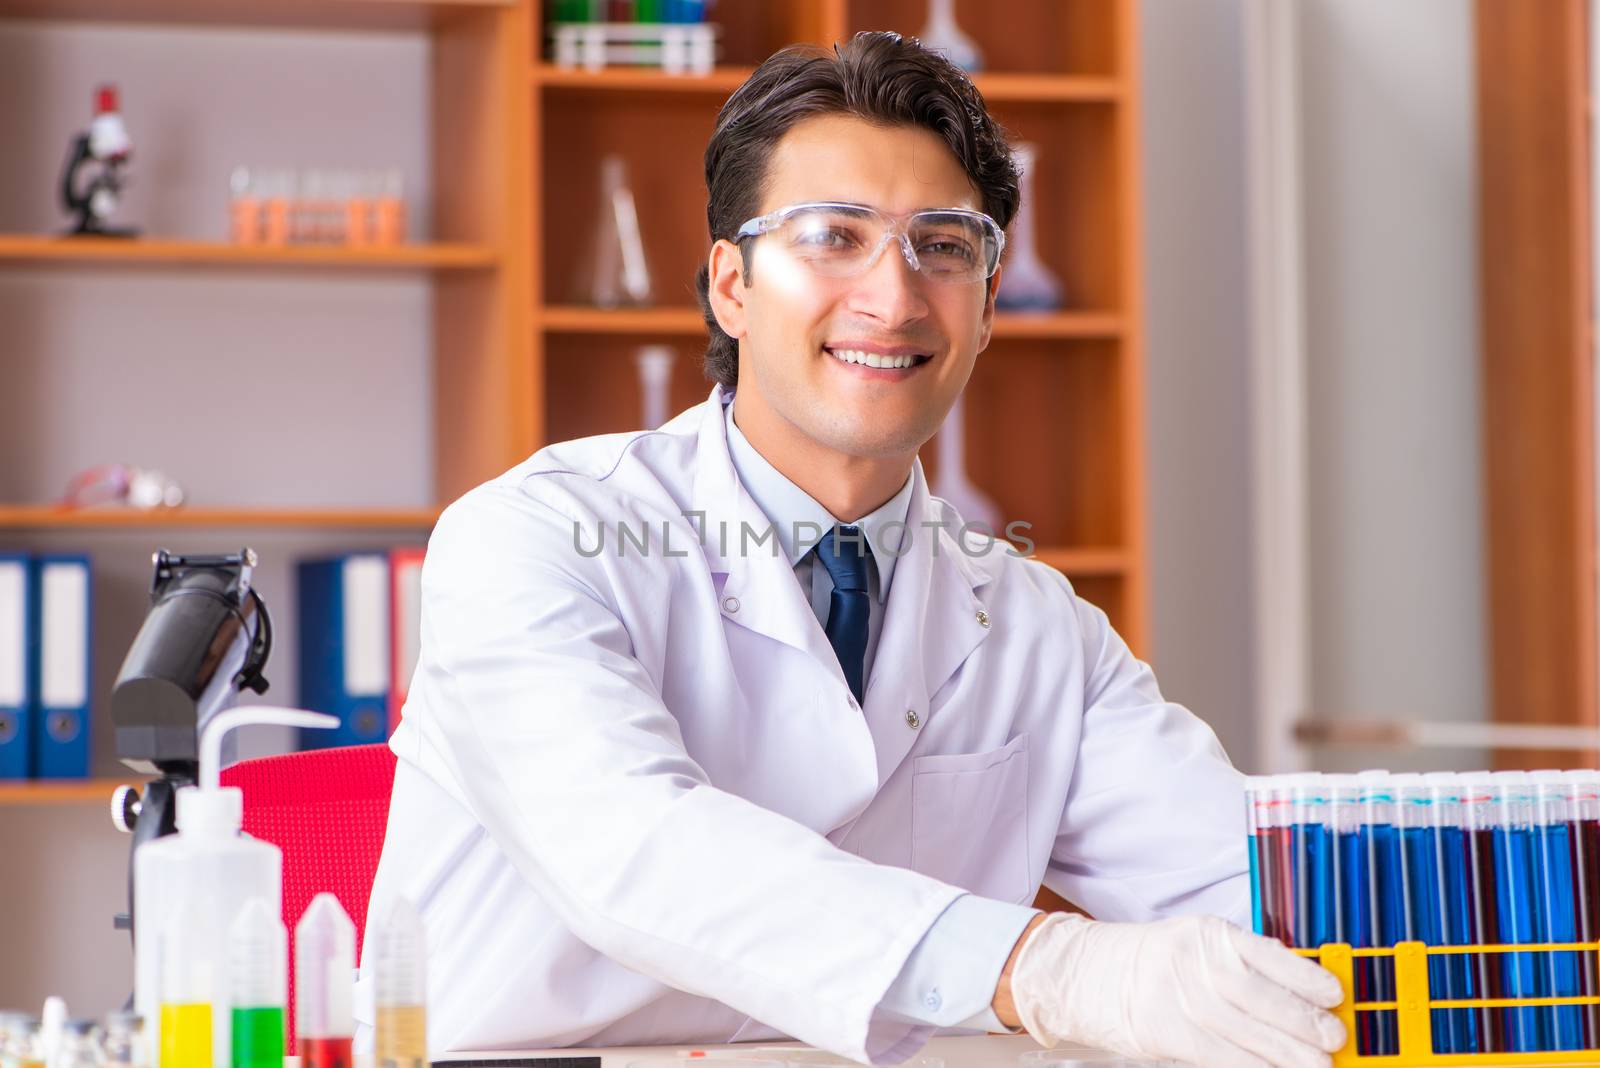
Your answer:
[846,231,930,327]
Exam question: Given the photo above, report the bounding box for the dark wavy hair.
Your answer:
[694,31,1020,390]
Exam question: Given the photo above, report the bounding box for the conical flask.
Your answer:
[586,154,653,307]
[996,142,1064,311]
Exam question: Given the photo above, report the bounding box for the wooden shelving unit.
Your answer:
[0,506,440,530]
[3,0,1149,802]
[0,235,498,270]
[531,0,1148,647]
[0,778,142,806]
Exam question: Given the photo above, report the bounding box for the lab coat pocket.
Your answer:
[910,732,1032,903]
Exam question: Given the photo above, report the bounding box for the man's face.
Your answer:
[720,113,999,461]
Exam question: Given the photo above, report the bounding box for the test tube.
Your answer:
[1461,772,1506,1052]
[228,899,285,1068]
[1397,775,1451,1053]
[1565,769,1600,1046]
[1530,770,1584,1050]
[1289,774,1338,949]
[1423,772,1479,1053]
[54,1020,100,1068]
[373,897,428,1068]
[1492,771,1545,1051]
[1245,775,1268,937]
[295,894,354,1068]
[1358,770,1402,1055]
[159,898,214,1068]
[1257,776,1295,944]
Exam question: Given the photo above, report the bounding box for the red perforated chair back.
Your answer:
[220,743,397,1047]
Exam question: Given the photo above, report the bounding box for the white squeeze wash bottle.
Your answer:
[133,707,339,1068]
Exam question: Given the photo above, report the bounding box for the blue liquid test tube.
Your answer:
[1334,775,1380,1055]
[1493,771,1547,1052]
[1359,770,1403,1055]
[1397,775,1450,1053]
[1424,771,1479,1054]
[1287,774,1332,951]
[1246,775,1270,938]
[1530,770,1585,1051]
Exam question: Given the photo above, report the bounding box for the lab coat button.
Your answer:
[905,709,920,729]
[722,595,740,614]
[923,988,942,1011]
[976,608,991,628]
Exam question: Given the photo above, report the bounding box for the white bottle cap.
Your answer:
[296,894,355,1039]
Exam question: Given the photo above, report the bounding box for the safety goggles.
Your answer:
[734,201,1005,285]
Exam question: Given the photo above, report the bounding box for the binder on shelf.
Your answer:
[389,546,426,734]
[297,553,390,750]
[30,554,92,780]
[0,553,33,780]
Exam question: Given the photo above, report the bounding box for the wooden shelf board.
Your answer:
[0,506,440,530]
[534,64,755,94]
[0,0,511,31]
[540,305,1122,339]
[0,235,499,271]
[0,778,139,806]
[532,66,1120,104]
[1029,547,1129,575]
[972,73,1123,103]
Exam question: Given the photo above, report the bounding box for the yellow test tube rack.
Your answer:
[1295,941,1600,1067]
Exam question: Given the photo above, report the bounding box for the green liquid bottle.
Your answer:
[229,1008,283,1068]
[228,899,288,1068]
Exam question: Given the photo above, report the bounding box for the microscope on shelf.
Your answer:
[107,549,273,942]
[59,84,139,237]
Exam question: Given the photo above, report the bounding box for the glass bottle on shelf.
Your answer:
[931,392,1001,535]
[919,0,982,73]
[634,344,676,428]
[585,153,652,307]
[996,142,1064,311]
[374,170,407,246]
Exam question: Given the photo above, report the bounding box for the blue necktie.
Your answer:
[814,525,871,703]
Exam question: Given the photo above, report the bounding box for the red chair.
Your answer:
[221,743,398,1046]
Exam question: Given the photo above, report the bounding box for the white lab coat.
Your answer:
[355,385,1249,1064]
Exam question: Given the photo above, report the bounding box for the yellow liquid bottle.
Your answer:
[158,1004,212,1068]
[374,897,428,1068]
[375,1005,426,1068]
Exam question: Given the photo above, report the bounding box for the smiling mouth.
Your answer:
[824,346,933,370]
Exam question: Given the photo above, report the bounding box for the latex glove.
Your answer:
[1011,912,1347,1068]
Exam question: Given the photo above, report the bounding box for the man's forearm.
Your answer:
[992,912,1049,1029]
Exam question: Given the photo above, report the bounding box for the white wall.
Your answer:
[1298,0,1487,770]
[1140,0,1259,770]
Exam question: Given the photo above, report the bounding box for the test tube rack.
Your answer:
[1301,941,1600,1066]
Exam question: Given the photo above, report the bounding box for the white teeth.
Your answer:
[830,349,920,369]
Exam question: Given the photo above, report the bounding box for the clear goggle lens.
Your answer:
[755,204,1001,283]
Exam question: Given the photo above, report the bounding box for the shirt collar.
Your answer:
[723,392,914,602]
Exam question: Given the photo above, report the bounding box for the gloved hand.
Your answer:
[1010,912,1347,1068]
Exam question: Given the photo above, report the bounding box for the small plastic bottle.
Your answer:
[51,1021,99,1068]
[4,1016,44,1068]
[296,894,355,1068]
[373,897,427,1068]
[100,1013,146,1068]
[227,899,285,1068]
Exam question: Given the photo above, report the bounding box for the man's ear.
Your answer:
[976,263,1002,354]
[707,239,749,341]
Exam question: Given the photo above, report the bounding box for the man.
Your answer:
[356,32,1344,1068]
